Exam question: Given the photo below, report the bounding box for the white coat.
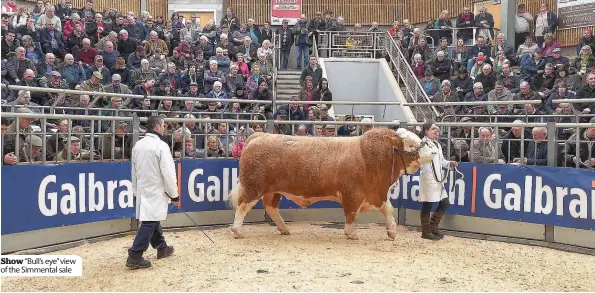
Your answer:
[418,137,451,203]
[131,133,180,222]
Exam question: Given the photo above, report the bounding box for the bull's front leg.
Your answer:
[343,211,359,240]
[380,200,398,240]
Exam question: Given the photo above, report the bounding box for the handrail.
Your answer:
[553,98,595,104]
[272,100,541,106]
[1,84,273,105]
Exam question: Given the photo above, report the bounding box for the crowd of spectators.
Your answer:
[1,1,593,168]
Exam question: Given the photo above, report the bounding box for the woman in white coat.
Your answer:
[418,122,458,240]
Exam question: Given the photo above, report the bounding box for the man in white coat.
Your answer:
[126,115,180,269]
[418,122,458,240]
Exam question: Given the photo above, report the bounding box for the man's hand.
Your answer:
[172,200,180,208]
[449,161,459,167]
[4,153,17,165]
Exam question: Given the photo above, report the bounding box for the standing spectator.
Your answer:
[514,4,533,51]
[534,3,558,47]
[300,55,323,89]
[561,118,595,168]
[294,14,310,70]
[276,19,294,70]
[312,78,332,109]
[474,6,494,42]
[455,6,474,44]
[219,7,240,34]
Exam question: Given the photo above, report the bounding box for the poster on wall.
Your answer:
[557,0,595,30]
[271,0,302,26]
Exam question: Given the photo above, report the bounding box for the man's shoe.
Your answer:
[126,255,152,269]
[157,245,174,259]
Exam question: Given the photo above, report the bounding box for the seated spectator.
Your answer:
[501,120,531,163]
[467,36,492,72]
[516,35,538,58]
[492,52,509,72]
[183,139,206,159]
[515,81,542,112]
[51,136,83,161]
[235,53,250,79]
[410,54,428,80]
[128,46,146,71]
[253,52,273,84]
[545,83,574,113]
[517,126,548,166]
[463,82,487,113]
[493,32,516,65]
[205,135,224,157]
[553,65,582,92]
[487,80,513,114]
[85,55,111,84]
[409,38,432,64]
[207,81,231,110]
[274,96,305,121]
[576,28,595,56]
[19,135,44,164]
[433,79,459,114]
[1,30,18,60]
[530,63,557,98]
[5,46,37,84]
[547,48,570,70]
[518,103,545,123]
[430,51,451,81]
[318,104,334,122]
[111,58,132,85]
[21,35,44,63]
[553,103,582,140]
[39,21,65,58]
[452,39,470,71]
[561,117,595,168]
[209,47,231,75]
[451,117,477,140]
[420,69,441,98]
[76,38,97,67]
[101,121,132,160]
[203,60,226,94]
[519,48,546,82]
[474,64,496,93]
[575,72,595,115]
[471,126,504,164]
[541,33,561,58]
[572,46,595,77]
[470,55,486,79]
[149,48,167,73]
[496,63,521,94]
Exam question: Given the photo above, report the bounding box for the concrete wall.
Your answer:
[320,58,416,122]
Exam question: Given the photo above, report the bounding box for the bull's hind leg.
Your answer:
[263,193,290,235]
[230,186,261,239]
[380,200,398,240]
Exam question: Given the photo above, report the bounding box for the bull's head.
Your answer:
[387,128,434,175]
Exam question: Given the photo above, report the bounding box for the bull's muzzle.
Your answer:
[418,144,434,163]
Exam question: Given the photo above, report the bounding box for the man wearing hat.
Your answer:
[547,47,569,69]
[453,66,473,101]
[104,73,132,107]
[19,135,43,163]
[3,107,36,165]
[420,68,441,97]
[84,55,111,85]
[273,109,292,135]
[80,70,105,93]
[52,136,82,161]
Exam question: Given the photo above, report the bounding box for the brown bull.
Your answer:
[227,127,433,240]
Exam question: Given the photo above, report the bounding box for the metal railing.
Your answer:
[421,26,502,49]
[4,110,594,170]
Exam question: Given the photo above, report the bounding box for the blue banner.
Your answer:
[390,163,595,231]
[1,160,594,234]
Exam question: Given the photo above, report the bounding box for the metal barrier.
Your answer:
[422,26,502,49]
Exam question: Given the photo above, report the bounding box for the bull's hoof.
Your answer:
[231,227,244,239]
[346,234,359,240]
[278,228,291,235]
[387,230,397,240]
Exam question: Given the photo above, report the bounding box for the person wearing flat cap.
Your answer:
[104,73,132,107]
[102,120,132,160]
[3,107,36,165]
[51,136,82,161]
[80,70,105,93]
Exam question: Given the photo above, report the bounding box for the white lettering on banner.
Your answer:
[37,173,133,216]
[392,173,465,206]
[187,168,239,203]
[484,174,594,220]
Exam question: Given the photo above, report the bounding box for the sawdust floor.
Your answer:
[2,222,595,292]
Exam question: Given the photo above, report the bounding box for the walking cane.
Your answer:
[166,192,215,244]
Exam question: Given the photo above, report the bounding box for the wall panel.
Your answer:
[22,0,168,21]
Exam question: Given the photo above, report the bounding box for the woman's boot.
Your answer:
[430,210,446,239]
[420,213,439,240]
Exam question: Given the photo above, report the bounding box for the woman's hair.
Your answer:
[421,121,435,138]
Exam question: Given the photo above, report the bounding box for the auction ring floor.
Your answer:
[2,222,595,292]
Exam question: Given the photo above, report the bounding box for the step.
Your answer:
[276,80,302,86]
[277,74,303,80]
[276,84,303,90]
[277,69,302,75]
[276,88,301,95]
[275,93,297,100]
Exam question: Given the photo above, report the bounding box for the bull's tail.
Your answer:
[227,182,243,210]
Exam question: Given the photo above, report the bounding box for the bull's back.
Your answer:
[239,134,366,196]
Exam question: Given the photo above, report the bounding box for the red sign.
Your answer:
[271,0,302,25]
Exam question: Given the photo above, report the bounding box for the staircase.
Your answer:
[275,70,303,101]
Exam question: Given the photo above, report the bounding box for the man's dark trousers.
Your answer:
[128,221,167,256]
